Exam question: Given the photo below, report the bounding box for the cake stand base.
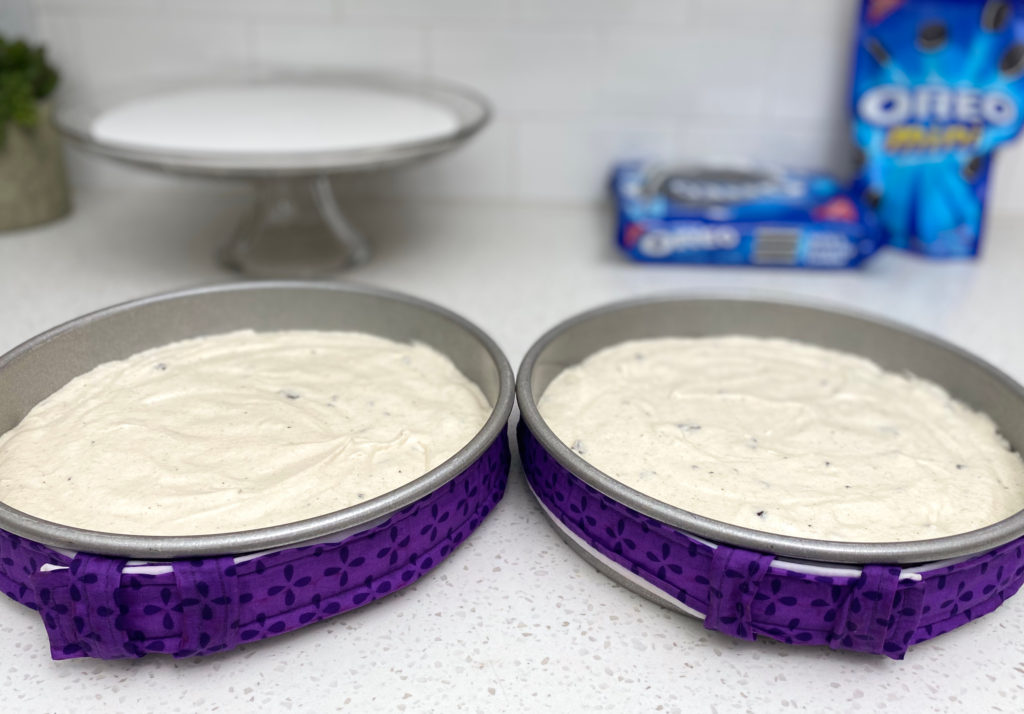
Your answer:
[219,176,370,277]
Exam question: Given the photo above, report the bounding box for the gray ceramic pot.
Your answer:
[0,101,70,232]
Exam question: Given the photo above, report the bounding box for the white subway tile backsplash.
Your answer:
[764,42,850,123]
[692,0,789,32]
[599,26,778,121]
[36,0,335,20]
[190,0,336,19]
[685,30,777,119]
[0,0,37,39]
[598,31,702,117]
[35,0,158,16]
[252,23,424,74]
[64,15,250,93]
[335,118,515,200]
[515,119,673,202]
[782,0,859,34]
[427,27,604,117]
[989,139,1024,215]
[514,0,692,27]
[341,0,513,24]
[762,2,858,124]
[20,0,1024,212]
[671,117,849,173]
[62,144,191,191]
[671,118,779,166]
[33,12,81,82]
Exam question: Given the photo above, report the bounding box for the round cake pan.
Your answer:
[0,281,514,659]
[517,294,1024,658]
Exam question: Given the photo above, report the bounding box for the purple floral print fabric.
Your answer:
[0,435,510,660]
[518,422,1024,659]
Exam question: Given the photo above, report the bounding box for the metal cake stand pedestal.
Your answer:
[56,74,490,277]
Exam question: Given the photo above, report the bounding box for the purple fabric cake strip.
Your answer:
[704,545,774,641]
[70,555,128,659]
[518,422,1024,659]
[0,434,510,660]
[173,557,241,656]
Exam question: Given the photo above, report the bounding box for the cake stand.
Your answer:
[56,74,490,277]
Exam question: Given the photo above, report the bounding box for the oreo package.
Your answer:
[613,163,882,268]
[852,0,1024,257]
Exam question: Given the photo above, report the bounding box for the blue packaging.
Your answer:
[852,0,1024,257]
[613,163,883,268]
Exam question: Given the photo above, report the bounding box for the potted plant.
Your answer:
[0,35,69,231]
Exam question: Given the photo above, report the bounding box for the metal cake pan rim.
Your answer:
[0,280,516,559]
[516,291,1024,565]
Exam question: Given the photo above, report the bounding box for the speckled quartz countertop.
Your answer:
[2,185,1024,712]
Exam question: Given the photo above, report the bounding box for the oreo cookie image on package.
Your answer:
[613,163,882,268]
[852,0,1024,257]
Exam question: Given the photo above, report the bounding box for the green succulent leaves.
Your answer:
[0,36,59,144]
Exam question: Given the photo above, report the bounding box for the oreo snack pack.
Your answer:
[613,163,883,268]
[852,0,1024,257]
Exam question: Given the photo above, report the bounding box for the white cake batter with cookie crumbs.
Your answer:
[538,336,1024,542]
[0,330,490,536]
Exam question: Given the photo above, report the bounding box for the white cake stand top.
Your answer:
[54,73,491,276]
[57,73,490,177]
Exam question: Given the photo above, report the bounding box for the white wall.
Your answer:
[0,0,37,41]
[12,0,1024,212]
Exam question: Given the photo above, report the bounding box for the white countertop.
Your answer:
[2,185,1023,712]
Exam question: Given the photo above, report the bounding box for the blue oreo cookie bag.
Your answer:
[852,0,1024,257]
[613,163,882,268]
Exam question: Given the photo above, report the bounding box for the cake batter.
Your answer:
[539,336,1024,542]
[0,330,490,536]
